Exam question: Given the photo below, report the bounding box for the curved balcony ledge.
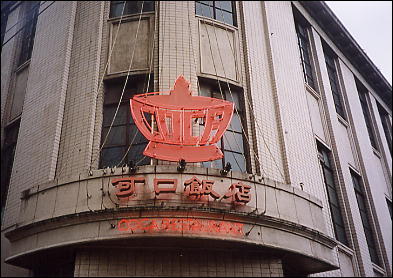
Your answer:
[5,165,338,274]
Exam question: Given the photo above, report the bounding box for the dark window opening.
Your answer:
[18,1,39,66]
[1,1,20,52]
[293,9,317,91]
[355,79,379,151]
[350,171,380,265]
[110,1,155,18]
[195,1,236,26]
[387,198,392,220]
[199,78,248,173]
[100,75,153,168]
[317,142,349,246]
[377,103,392,155]
[1,120,20,221]
[323,43,346,120]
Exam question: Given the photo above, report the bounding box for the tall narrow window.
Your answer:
[100,76,152,168]
[18,1,39,66]
[294,11,317,91]
[377,103,392,155]
[1,1,19,52]
[323,44,346,120]
[317,142,348,246]
[110,1,154,18]
[195,1,236,26]
[199,79,247,172]
[386,198,392,220]
[351,171,380,265]
[356,80,379,151]
[1,120,20,221]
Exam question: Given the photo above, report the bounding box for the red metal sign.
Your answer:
[130,75,234,162]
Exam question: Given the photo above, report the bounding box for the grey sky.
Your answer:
[325,1,392,85]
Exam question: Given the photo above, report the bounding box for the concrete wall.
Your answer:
[2,1,77,229]
[56,1,104,179]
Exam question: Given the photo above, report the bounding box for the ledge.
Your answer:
[6,165,336,273]
[5,208,338,274]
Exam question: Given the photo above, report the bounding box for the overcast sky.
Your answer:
[325,1,392,85]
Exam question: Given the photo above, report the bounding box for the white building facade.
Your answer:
[1,1,391,277]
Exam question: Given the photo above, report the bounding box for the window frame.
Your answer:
[109,1,155,19]
[1,119,21,221]
[356,79,379,151]
[195,1,237,27]
[294,13,317,91]
[18,1,39,66]
[350,170,381,266]
[377,103,392,155]
[323,44,347,120]
[386,198,392,220]
[317,142,349,246]
[99,75,152,168]
[198,78,249,173]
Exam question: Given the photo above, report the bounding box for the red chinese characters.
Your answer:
[184,176,220,200]
[112,177,145,198]
[223,182,252,204]
[111,176,251,205]
[154,178,177,195]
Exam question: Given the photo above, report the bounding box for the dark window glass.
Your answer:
[317,143,348,246]
[351,171,380,265]
[377,104,392,155]
[1,120,20,221]
[100,75,152,168]
[18,1,39,66]
[294,17,317,90]
[195,1,236,26]
[199,79,247,173]
[386,198,392,220]
[356,80,379,150]
[293,9,316,90]
[1,1,19,52]
[110,1,155,18]
[323,44,346,120]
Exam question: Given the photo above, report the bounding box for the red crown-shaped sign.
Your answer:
[130,75,234,162]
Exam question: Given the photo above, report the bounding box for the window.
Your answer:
[294,11,317,91]
[377,103,392,155]
[317,143,348,246]
[100,75,152,168]
[386,198,392,220]
[195,1,236,26]
[199,79,247,172]
[18,1,39,66]
[323,43,346,120]
[110,1,154,18]
[1,1,19,52]
[356,79,379,151]
[351,171,380,265]
[1,120,20,221]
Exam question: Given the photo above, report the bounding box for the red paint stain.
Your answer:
[118,218,243,237]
